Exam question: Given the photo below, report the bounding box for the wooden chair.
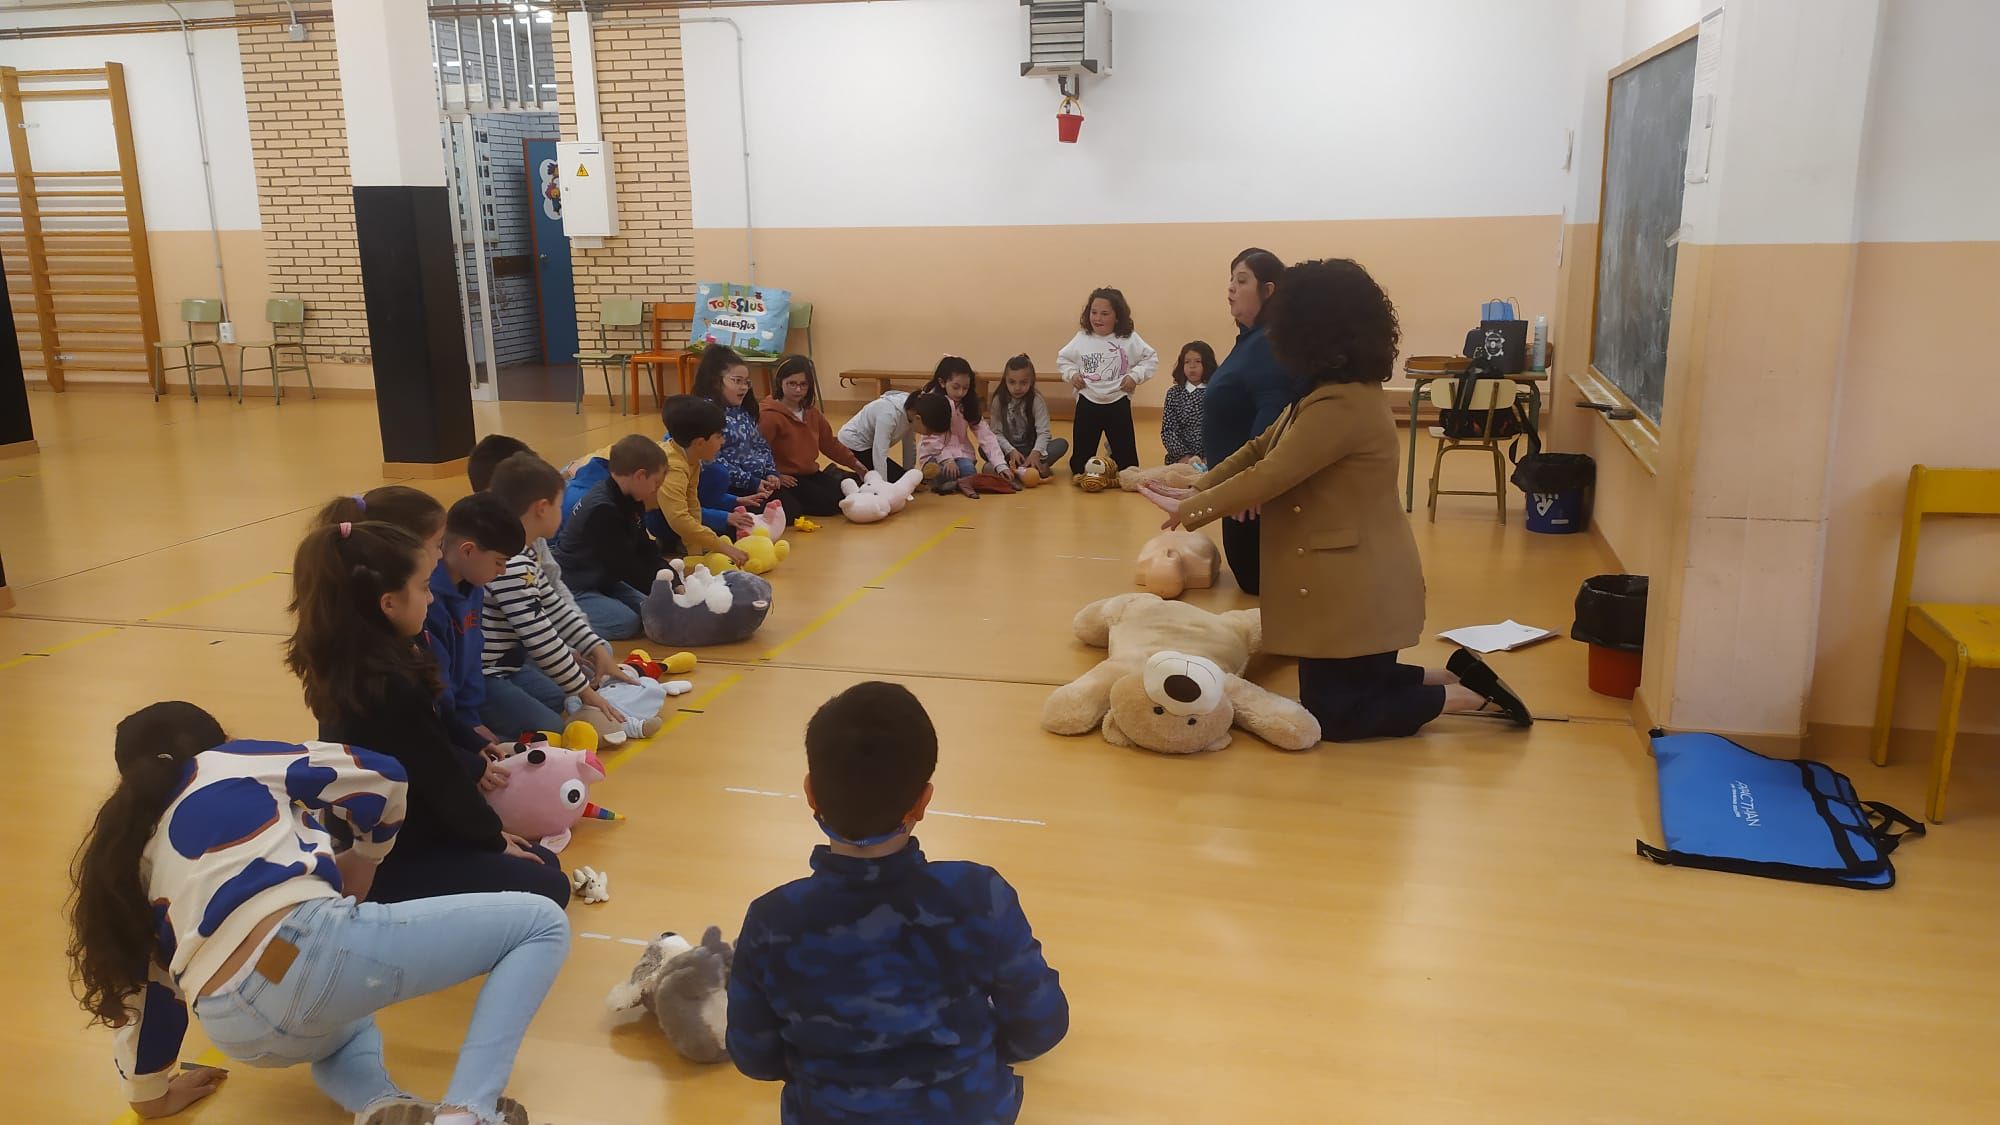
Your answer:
[235,297,315,404]
[151,298,232,403]
[574,297,645,414]
[1869,465,2000,822]
[1425,379,1525,522]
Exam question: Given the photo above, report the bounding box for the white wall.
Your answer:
[684,0,1580,230]
[0,2,260,231]
[1854,0,2000,242]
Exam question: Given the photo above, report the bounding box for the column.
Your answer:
[332,0,474,476]
[0,252,33,458]
[1640,0,1884,738]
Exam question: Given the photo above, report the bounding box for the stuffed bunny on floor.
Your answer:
[1042,593,1321,754]
[606,926,734,1064]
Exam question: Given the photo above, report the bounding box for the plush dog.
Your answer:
[1118,462,1202,493]
[642,562,772,647]
[1042,593,1321,754]
[839,469,923,523]
[606,926,734,1064]
[1134,530,1220,599]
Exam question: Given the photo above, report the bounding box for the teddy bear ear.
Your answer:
[1100,709,1133,747]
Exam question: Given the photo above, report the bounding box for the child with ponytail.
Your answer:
[285,519,573,908]
[68,700,568,1125]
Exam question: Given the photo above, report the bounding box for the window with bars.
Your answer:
[429,3,558,112]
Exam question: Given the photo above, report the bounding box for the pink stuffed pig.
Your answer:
[485,745,605,851]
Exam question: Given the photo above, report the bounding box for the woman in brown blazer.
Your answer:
[1142,258,1531,741]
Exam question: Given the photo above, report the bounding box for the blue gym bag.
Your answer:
[1638,730,1925,890]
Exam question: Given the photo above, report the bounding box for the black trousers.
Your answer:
[1221,515,1262,596]
[370,842,571,907]
[774,468,856,517]
[1069,397,1140,474]
[851,446,905,479]
[1298,652,1447,742]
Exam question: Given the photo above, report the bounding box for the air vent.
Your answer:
[1021,0,1113,78]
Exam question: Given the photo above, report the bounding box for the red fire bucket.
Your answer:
[1057,96,1083,143]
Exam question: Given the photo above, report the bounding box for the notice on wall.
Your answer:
[1685,6,1725,184]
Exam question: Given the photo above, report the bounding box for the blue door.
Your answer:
[523,138,578,364]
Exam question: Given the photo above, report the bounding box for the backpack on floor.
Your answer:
[1638,730,1925,889]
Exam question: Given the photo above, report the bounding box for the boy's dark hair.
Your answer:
[608,433,669,476]
[923,355,983,426]
[1266,258,1401,386]
[662,394,727,447]
[690,344,759,421]
[485,451,566,516]
[468,434,534,491]
[444,491,527,556]
[806,681,938,840]
[314,486,445,542]
[906,392,953,435]
[1077,287,1135,337]
[772,354,819,409]
[1230,247,1285,327]
[1172,341,1218,388]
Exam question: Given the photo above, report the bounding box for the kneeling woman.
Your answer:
[1143,258,1531,741]
[287,519,572,906]
[71,702,566,1125]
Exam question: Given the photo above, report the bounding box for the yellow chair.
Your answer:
[1869,465,2000,822]
[1425,378,1526,522]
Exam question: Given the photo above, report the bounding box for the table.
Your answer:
[1402,368,1548,512]
[624,352,787,416]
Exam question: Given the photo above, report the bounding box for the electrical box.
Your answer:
[556,140,618,238]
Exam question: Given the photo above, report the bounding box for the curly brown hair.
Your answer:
[1264,258,1401,385]
[1077,287,1135,337]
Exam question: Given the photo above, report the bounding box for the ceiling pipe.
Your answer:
[160,1,233,324]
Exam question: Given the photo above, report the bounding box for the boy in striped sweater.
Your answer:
[478,452,628,740]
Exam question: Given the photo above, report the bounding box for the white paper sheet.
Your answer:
[1439,620,1556,654]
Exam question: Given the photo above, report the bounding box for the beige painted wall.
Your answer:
[693,216,1560,408]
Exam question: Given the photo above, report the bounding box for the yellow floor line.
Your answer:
[759,518,965,662]
[138,572,281,623]
[598,672,744,777]
[0,625,119,673]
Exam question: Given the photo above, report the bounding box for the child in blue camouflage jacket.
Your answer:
[727,681,1069,1123]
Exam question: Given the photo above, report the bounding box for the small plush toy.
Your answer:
[606,927,734,1064]
[737,498,787,539]
[571,866,610,904]
[736,526,790,574]
[1042,593,1321,754]
[839,469,923,523]
[566,698,664,746]
[1134,530,1221,600]
[1074,456,1119,493]
[484,744,606,850]
[791,517,821,532]
[1017,467,1045,488]
[624,648,697,680]
[642,564,773,647]
[1118,462,1202,493]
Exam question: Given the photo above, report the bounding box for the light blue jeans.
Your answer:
[192,893,570,1123]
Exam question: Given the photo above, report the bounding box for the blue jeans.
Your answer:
[479,663,567,740]
[192,893,569,1123]
[929,456,977,494]
[573,583,646,641]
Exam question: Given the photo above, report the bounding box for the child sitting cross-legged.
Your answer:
[727,681,1069,1123]
[990,354,1069,480]
[655,395,753,567]
[758,354,867,517]
[553,434,671,640]
[480,452,630,741]
[916,355,1011,494]
[427,492,526,760]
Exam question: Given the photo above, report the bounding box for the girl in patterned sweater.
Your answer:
[1162,341,1215,467]
[69,701,568,1125]
[692,344,784,503]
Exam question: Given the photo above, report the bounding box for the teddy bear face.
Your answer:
[1103,670,1234,754]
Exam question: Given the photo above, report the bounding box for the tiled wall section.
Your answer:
[238,21,371,364]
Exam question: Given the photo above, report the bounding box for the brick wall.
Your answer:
[552,12,694,326]
[238,22,371,363]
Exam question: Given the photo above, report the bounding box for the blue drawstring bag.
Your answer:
[1638,730,1924,889]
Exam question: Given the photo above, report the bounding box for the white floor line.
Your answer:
[579,932,656,947]
[1052,554,1122,562]
[723,786,1046,827]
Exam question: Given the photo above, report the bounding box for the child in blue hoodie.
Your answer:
[425,492,526,757]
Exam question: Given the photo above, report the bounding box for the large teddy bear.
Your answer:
[1042,593,1321,754]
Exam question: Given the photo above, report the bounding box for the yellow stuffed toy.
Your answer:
[736,526,790,574]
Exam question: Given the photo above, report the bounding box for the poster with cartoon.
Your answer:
[690,282,792,358]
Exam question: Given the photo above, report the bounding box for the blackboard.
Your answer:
[1591,37,1697,424]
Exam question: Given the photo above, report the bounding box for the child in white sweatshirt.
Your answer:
[1057,286,1158,475]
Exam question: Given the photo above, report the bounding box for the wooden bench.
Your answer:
[838,368,1071,397]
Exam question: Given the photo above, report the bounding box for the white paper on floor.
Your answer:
[1439,620,1556,654]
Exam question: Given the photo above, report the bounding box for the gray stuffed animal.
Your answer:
[605,926,733,1064]
[640,562,773,648]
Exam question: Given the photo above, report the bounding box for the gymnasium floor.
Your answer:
[4,388,1997,1124]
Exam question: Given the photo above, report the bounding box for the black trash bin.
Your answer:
[1511,452,1595,534]
[1573,574,1647,698]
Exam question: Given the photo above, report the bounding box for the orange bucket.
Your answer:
[1586,644,1643,699]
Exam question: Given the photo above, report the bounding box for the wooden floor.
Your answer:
[4,388,1998,1124]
